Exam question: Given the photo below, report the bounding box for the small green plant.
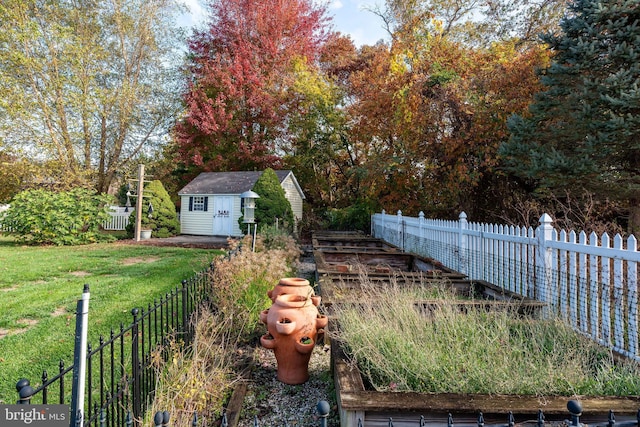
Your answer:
[3,188,116,245]
[332,273,640,396]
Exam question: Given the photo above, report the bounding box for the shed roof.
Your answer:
[178,170,304,197]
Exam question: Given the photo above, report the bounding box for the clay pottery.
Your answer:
[267,277,314,302]
[316,314,329,329]
[260,333,276,349]
[262,293,321,384]
[311,295,321,306]
[275,318,297,335]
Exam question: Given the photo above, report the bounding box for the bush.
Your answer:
[126,180,180,238]
[250,168,294,232]
[325,199,374,232]
[2,188,116,245]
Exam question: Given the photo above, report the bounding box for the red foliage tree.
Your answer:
[175,0,330,175]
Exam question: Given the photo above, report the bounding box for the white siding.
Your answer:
[181,195,246,237]
[281,175,303,222]
[179,195,215,236]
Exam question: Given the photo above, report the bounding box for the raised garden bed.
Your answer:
[312,232,640,427]
[332,343,640,427]
[312,234,399,252]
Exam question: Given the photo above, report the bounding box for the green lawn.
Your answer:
[0,234,224,403]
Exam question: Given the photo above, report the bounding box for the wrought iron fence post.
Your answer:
[567,400,582,427]
[70,284,90,427]
[154,411,163,427]
[131,308,141,425]
[317,400,330,427]
[537,409,545,427]
[16,379,33,404]
[181,282,188,342]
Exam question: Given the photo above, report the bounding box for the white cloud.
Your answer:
[330,0,344,9]
[179,0,207,28]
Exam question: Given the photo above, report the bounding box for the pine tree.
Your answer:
[252,169,294,232]
[126,180,180,238]
[500,0,640,234]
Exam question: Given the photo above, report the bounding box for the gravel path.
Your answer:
[236,344,339,427]
[233,253,340,427]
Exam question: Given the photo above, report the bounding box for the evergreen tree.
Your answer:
[500,0,640,234]
[252,169,294,232]
[126,180,180,238]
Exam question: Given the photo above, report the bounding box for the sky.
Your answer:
[180,0,390,47]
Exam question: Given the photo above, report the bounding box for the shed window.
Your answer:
[190,196,208,212]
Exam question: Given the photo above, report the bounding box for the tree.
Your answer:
[371,0,566,49]
[126,180,180,238]
[251,169,294,231]
[0,0,186,193]
[174,0,330,176]
[501,0,640,234]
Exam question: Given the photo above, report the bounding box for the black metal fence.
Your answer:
[357,401,640,427]
[15,263,215,427]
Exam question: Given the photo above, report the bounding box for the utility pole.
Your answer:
[135,164,145,242]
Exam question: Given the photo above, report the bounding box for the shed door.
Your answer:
[213,196,234,235]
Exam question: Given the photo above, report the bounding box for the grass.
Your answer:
[0,234,225,403]
[332,277,640,397]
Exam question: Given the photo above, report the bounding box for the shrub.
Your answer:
[126,180,180,238]
[249,169,294,232]
[2,188,116,245]
[325,199,374,232]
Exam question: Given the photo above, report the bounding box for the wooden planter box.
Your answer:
[313,231,640,427]
[332,343,640,427]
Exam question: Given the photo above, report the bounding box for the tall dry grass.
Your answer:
[149,231,302,425]
[148,308,239,426]
[210,233,302,338]
[331,275,640,396]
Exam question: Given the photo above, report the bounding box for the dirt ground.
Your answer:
[120,234,232,249]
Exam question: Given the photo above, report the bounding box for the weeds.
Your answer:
[149,231,303,423]
[148,307,240,426]
[331,274,640,396]
[209,234,301,339]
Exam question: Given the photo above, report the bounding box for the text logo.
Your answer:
[1,405,68,427]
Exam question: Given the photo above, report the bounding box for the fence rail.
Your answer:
[15,264,214,427]
[372,210,640,360]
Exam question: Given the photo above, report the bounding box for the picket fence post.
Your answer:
[536,214,554,313]
[397,210,403,251]
[458,212,468,276]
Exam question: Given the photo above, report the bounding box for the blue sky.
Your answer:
[180,0,389,47]
[327,0,389,46]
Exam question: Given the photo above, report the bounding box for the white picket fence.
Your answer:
[372,210,640,360]
[103,206,131,230]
